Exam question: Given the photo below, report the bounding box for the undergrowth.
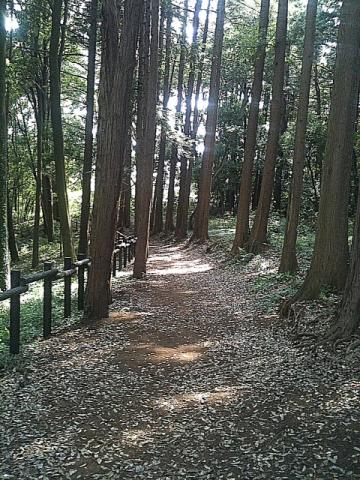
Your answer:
[208,214,316,314]
[0,233,81,371]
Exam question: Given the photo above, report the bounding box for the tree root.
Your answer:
[346,337,360,356]
[291,332,318,342]
[287,304,304,332]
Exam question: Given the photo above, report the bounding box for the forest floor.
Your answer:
[1,238,360,479]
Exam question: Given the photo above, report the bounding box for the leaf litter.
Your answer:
[1,240,360,479]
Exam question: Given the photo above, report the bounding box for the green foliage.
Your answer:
[0,279,81,370]
[208,215,316,313]
[209,0,342,222]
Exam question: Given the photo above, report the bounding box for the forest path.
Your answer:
[1,241,360,479]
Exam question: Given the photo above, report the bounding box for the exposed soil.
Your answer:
[1,241,360,479]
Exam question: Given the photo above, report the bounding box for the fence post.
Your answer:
[64,257,72,318]
[131,241,135,260]
[9,270,21,355]
[118,247,123,271]
[77,254,85,311]
[123,246,128,268]
[127,244,131,263]
[112,250,117,277]
[43,262,53,339]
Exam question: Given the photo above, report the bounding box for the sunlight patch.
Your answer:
[152,261,212,276]
[156,386,247,412]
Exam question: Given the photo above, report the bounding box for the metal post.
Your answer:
[77,254,85,311]
[9,270,21,355]
[64,257,72,318]
[43,262,53,339]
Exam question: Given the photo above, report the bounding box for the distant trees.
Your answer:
[49,0,74,259]
[232,0,270,253]
[1,0,359,341]
[78,0,98,256]
[164,0,188,234]
[151,3,172,235]
[279,0,318,273]
[134,0,159,278]
[175,0,202,240]
[247,0,288,253]
[192,0,226,242]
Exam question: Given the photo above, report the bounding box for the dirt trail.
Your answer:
[1,242,360,479]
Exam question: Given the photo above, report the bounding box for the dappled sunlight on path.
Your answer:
[1,241,360,479]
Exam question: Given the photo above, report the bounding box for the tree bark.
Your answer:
[42,174,54,242]
[50,0,74,258]
[164,0,188,234]
[7,191,18,263]
[330,186,360,340]
[191,0,226,243]
[32,91,44,269]
[134,0,160,278]
[247,0,288,253]
[151,4,172,235]
[279,0,318,273]
[175,0,202,240]
[192,0,211,143]
[134,0,151,235]
[283,0,360,311]
[118,130,132,229]
[78,0,98,256]
[231,0,270,253]
[84,0,142,323]
[0,0,8,289]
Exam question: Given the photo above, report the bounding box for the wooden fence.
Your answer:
[0,235,137,355]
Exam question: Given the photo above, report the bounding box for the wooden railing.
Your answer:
[0,235,137,355]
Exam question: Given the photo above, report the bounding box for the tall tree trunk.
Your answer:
[78,0,98,255]
[40,41,53,243]
[49,0,74,258]
[231,0,270,253]
[32,92,44,269]
[330,182,360,340]
[5,3,18,266]
[313,63,321,117]
[84,0,142,323]
[252,162,262,210]
[0,0,8,289]
[7,191,18,263]
[118,130,132,229]
[164,0,188,233]
[134,0,160,278]
[191,0,226,243]
[42,174,54,241]
[188,0,211,231]
[134,0,151,235]
[31,43,48,267]
[247,0,288,253]
[279,0,318,273]
[192,0,211,143]
[283,0,360,311]
[273,149,285,214]
[175,0,202,240]
[151,4,172,235]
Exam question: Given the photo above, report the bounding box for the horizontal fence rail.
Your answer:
[0,234,136,355]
